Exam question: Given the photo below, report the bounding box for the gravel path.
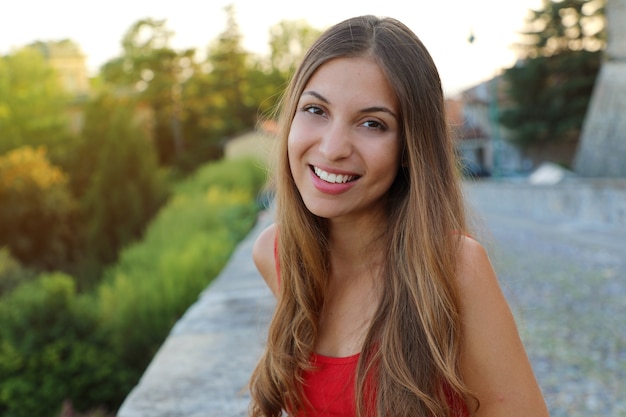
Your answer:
[467,199,626,417]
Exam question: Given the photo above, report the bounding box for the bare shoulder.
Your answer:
[455,235,493,286]
[252,223,279,297]
[455,236,549,417]
[454,235,511,317]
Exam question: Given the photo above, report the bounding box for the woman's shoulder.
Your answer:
[454,235,550,416]
[454,235,504,310]
[455,235,493,285]
[252,223,279,296]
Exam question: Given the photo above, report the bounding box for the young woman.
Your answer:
[248,15,549,417]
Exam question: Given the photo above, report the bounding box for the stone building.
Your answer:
[32,39,90,96]
[31,40,91,134]
[451,77,525,177]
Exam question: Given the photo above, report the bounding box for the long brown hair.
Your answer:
[249,15,475,417]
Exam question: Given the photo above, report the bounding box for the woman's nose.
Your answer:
[318,122,353,161]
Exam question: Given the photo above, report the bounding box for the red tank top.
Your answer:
[274,236,469,417]
[300,352,360,416]
[297,352,469,417]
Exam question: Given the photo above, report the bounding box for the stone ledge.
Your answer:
[464,178,626,229]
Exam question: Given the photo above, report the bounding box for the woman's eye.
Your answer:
[362,120,387,131]
[303,105,324,116]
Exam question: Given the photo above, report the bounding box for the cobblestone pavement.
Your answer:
[467,199,626,417]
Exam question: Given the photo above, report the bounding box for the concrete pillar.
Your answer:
[573,0,626,177]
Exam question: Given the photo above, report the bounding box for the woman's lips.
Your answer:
[309,165,359,195]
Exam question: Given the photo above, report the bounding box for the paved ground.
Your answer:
[465,192,626,417]
[466,195,626,417]
[118,185,626,417]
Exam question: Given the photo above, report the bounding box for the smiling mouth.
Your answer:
[311,166,359,184]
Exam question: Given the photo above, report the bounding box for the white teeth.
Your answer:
[313,166,355,184]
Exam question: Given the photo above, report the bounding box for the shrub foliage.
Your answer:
[0,157,267,416]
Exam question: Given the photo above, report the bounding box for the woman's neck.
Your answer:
[317,214,387,357]
[326,212,387,285]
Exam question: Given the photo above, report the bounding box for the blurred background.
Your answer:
[0,1,620,417]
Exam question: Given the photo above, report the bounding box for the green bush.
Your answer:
[97,157,266,381]
[0,247,37,297]
[0,157,266,416]
[0,273,132,417]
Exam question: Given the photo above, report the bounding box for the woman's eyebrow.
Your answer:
[302,90,329,103]
[302,90,398,120]
[359,106,398,120]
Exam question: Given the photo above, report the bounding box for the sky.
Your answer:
[1,0,543,96]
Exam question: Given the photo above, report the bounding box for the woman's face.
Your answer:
[288,57,401,223]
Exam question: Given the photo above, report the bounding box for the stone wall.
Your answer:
[574,0,626,177]
[464,179,626,228]
[606,0,626,60]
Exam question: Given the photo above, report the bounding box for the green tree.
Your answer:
[247,18,322,120]
[267,19,322,76]
[500,50,602,146]
[515,0,606,58]
[182,12,322,168]
[500,0,606,148]
[0,146,78,272]
[73,92,168,287]
[180,4,261,171]
[200,5,253,139]
[101,18,195,166]
[98,9,324,174]
[0,47,71,155]
[98,9,322,173]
